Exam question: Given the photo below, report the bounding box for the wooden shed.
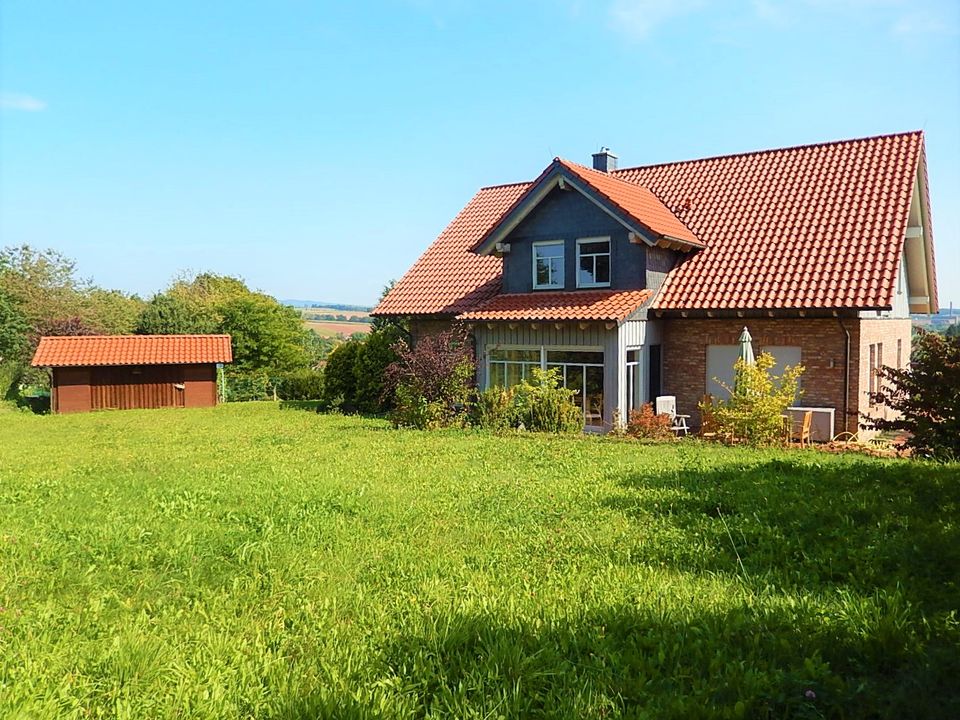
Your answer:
[31,335,233,414]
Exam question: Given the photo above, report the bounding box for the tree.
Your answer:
[353,324,403,413]
[0,289,29,365]
[137,293,219,335]
[322,339,363,411]
[82,289,146,334]
[138,272,314,377]
[35,316,103,338]
[0,245,89,329]
[866,329,960,462]
[218,293,308,373]
[371,280,407,335]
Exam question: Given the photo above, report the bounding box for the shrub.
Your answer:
[473,386,518,432]
[277,368,325,401]
[224,367,273,402]
[512,368,583,433]
[353,326,403,413]
[626,403,674,440]
[712,353,804,445]
[385,325,474,429]
[864,329,960,462]
[322,339,362,411]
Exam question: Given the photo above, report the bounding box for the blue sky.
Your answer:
[1,0,958,308]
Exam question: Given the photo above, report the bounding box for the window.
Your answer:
[897,339,902,369]
[576,237,610,288]
[626,349,642,413]
[761,345,802,401]
[488,348,540,388]
[868,342,883,407]
[533,241,564,290]
[706,345,741,398]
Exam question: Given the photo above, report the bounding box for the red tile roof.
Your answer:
[458,289,654,323]
[374,131,930,316]
[556,160,701,246]
[616,131,925,310]
[373,183,526,316]
[31,335,233,367]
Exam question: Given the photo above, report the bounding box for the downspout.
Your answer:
[837,317,851,433]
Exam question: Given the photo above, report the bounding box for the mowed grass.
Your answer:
[0,404,957,719]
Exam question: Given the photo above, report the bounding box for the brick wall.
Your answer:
[662,317,871,434]
[855,317,912,436]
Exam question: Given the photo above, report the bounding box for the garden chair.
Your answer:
[790,410,813,447]
[655,395,689,436]
[584,394,603,427]
[699,394,719,440]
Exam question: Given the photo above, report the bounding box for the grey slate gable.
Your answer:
[499,187,647,293]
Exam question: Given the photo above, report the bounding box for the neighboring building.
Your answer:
[32,335,233,414]
[373,132,938,435]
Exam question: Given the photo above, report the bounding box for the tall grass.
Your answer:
[0,404,956,718]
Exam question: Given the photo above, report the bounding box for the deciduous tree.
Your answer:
[866,329,960,462]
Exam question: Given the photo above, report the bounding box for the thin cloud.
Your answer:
[892,10,956,36]
[608,0,706,40]
[0,93,47,111]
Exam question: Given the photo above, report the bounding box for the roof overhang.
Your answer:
[903,148,939,314]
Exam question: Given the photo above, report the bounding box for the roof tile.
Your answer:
[458,289,653,323]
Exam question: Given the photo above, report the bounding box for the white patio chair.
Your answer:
[655,395,689,436]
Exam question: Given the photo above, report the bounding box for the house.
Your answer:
[373,132,938,435]
[31,334,233,413]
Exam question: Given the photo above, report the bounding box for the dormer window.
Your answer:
[533,241,564,290]
[577,237,611,288]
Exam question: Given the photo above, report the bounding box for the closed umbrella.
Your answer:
[738,326,755,366]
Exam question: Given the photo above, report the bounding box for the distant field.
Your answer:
[306,320,371,337]
[300,306,371,320]
[1,403,957,718]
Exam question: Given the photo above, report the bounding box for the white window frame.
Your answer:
[485,344,605,426]
[532,240,565,290]
[576,236,611,289]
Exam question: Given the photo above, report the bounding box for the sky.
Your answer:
[1,0,958,309]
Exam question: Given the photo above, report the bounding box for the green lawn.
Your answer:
[0,403,957,719]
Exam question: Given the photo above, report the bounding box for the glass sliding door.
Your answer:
[546,350,604,428]
[486,346,606,428]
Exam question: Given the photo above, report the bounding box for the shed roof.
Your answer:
[31,335,233,368]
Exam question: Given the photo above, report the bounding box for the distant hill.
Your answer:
[283,300,373,312]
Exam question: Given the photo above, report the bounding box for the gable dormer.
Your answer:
[474,157,699,295]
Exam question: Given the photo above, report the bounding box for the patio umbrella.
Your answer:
[738,326,755,365]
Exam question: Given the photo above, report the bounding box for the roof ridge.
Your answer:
[614,129,924,173]
[479,179,533,191]
[40,334,232,339]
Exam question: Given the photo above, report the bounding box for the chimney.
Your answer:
[592,147,618,173]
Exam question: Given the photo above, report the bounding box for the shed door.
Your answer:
[91,366,185,410]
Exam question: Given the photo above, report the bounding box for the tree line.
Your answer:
[0,245,336,403]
